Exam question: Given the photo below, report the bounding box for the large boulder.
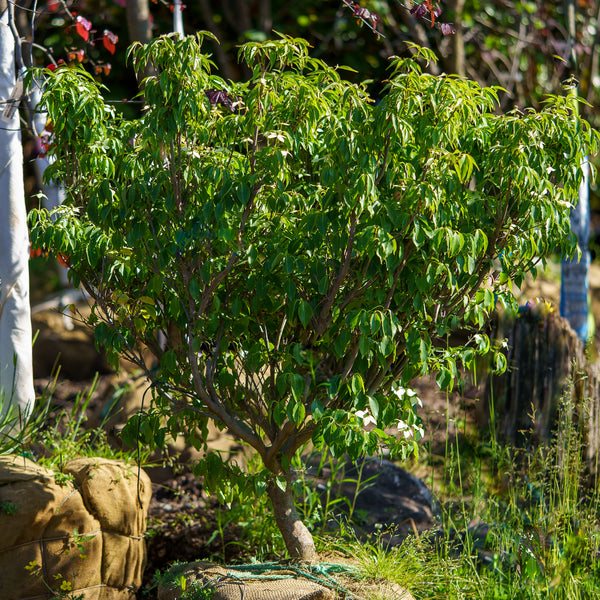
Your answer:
[0,455,151,600]
[307,457,437,543]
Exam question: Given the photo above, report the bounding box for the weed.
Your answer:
[305,372,600,600]
[294,450,380,536]
[1,370,153,468]
[424,376,600,600]
[336,528,477,600]
[54,471,74,487]
[24,560,85,600]
[198,452,284,562]
[70,528,96,560]
[0,500,18,515]
[153,562,214,600]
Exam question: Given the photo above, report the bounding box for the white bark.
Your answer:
[173,0,184,36]
[0,9,35,429]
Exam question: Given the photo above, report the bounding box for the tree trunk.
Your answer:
[0,7,35,430]
[125,0,153,45]
[448,0,466,77]
[125,0,155,82]
[560,156,590,340]
[267,473,316,562]
[561,0,591,341]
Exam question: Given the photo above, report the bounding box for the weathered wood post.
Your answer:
[482,304,600,475]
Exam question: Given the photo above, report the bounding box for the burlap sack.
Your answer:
[158,561,335,600]
[0,455,151,600]
[158,561,417,600]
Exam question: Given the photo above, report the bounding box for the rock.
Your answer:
[0,455,151,600]
[32,305,111,380]
[307,457,437,543]
[158,561,335,600]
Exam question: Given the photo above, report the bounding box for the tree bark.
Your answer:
[448,0,466,77]
[0,8,35,430]
[267,473,316,562]
[126,0,153,45]
[125,0,155,82]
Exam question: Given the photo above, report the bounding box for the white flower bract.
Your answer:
[355,409,377,427]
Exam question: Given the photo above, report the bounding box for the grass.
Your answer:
[0,369,151,468]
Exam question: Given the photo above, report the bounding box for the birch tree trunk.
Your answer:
[0,5,35,429]
[125,0,153,45]
[125,0,155,82]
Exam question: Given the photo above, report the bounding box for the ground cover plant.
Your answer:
[29,32,598,561]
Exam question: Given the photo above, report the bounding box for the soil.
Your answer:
[142,474,243,597]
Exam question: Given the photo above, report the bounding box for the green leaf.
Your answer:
[368,396,380,421]
[189,278,201,300]
[231,297,242,317]
[494,351,507,374]
[333,329,351,358]
[370,312,381,335]
[290,374,305,402]
[289,401,306,427]
[379,336,394,357]
[359,335,371,358]
[311,399,324,421]
[273,401,286,427]
[449,232,463,257]
[436,368,453,390]
[351,374,364,396]
[298,300,312,328]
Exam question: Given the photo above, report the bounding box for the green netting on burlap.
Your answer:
[158,559,420,600]
[157,561,352,600]
[0,455,151,600]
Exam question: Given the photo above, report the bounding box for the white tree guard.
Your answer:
[0,10,35,428]
[172,0,184,36]
[561,158,591,340]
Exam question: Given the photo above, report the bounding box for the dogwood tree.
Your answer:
[29,33,598,560]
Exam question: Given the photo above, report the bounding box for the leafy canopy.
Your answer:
[29,33,597,496]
